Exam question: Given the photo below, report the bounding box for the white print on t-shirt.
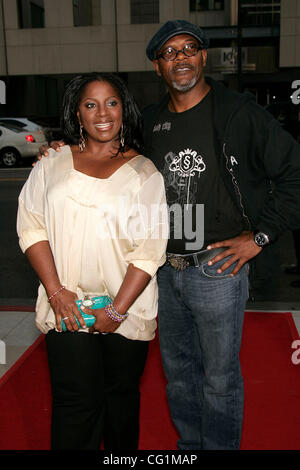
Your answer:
[169,148,206,206]
[230,155,238,166]
[160,148,206,250]
[170,148,206,177]
[153,121,172,132]
[162,121,171,131]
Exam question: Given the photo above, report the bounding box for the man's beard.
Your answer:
[169,63,199,92]
[171,75,197,92]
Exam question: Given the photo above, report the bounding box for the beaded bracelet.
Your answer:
[104,303,128,323]
[48,285,65,302]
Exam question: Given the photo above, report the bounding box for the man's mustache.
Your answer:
[171,63,196,73]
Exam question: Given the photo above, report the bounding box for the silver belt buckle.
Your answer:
[167,254,190,271]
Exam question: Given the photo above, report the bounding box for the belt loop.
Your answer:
[193,253,200,268]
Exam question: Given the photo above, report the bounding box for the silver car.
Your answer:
[0,123,48,167]
[0,117,43,132]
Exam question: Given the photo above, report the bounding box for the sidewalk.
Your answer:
[0,306,40,379]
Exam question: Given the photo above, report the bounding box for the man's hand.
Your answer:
[33,140,65,166]
[206,231,262,277]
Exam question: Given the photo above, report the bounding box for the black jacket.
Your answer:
[142,77,300,292]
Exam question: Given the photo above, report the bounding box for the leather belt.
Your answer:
[166,247,227,271]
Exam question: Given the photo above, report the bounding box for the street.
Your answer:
[0,167,39,305]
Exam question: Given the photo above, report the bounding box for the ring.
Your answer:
[62,316,69,321]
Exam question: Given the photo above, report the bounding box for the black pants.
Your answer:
[46,330,149,450]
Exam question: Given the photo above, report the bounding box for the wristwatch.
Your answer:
[253,231,270,247]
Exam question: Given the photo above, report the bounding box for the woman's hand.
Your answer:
[81,307,120,334]
[49,288,86,332]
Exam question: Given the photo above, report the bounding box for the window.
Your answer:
[73,0,101,27]
[131,0,159,24]
[73,0,92,26]
[17,0,45,29]
[0,119,27,128]
[240,0,280,26]
[190,0,224,11]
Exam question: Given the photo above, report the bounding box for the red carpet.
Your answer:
[0,311,299,450]
[240,312,300,450]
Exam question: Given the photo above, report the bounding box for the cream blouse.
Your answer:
[17,146,168,341]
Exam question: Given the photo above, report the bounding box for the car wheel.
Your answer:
[0,148,20,167]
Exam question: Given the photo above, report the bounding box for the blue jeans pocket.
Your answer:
[200,257,238,279]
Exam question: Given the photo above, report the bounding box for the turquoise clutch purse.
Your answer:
[61,295,112,331]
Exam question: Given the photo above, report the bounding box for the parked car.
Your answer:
[0,117,43,132]
[0,116,64,142]
[265,101,300,142]
[0,122,48,167]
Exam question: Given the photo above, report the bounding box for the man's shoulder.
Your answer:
[207,76,276,132]
[208,77,254,108]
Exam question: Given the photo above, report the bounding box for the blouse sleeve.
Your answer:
[125,171,168,277]
[17,161,48,253]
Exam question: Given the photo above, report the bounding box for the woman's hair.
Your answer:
[61,72,143,154]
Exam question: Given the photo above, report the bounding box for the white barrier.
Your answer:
[0,339,6,364]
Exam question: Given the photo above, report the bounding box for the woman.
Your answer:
[17,73,168,450]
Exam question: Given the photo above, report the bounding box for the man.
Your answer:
[142,20,300,450]
[285,228,300,286]
[39,20,300,450]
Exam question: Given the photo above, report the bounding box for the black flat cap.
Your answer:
[146,19,209,61]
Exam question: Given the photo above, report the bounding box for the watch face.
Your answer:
[254,232,269,246]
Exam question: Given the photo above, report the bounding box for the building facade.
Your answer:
[0,0,299,119]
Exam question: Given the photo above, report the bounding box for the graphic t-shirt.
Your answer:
[150,89,245,254]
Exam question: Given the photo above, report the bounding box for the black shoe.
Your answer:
[290,279,300,288]
[285,264,300,274]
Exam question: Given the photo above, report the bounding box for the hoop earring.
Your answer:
[79,124,86,152]
[120,124,125,151]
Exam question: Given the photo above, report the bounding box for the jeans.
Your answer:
[157,257,248,450]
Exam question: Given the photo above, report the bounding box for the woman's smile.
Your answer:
[94,121,114,131]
